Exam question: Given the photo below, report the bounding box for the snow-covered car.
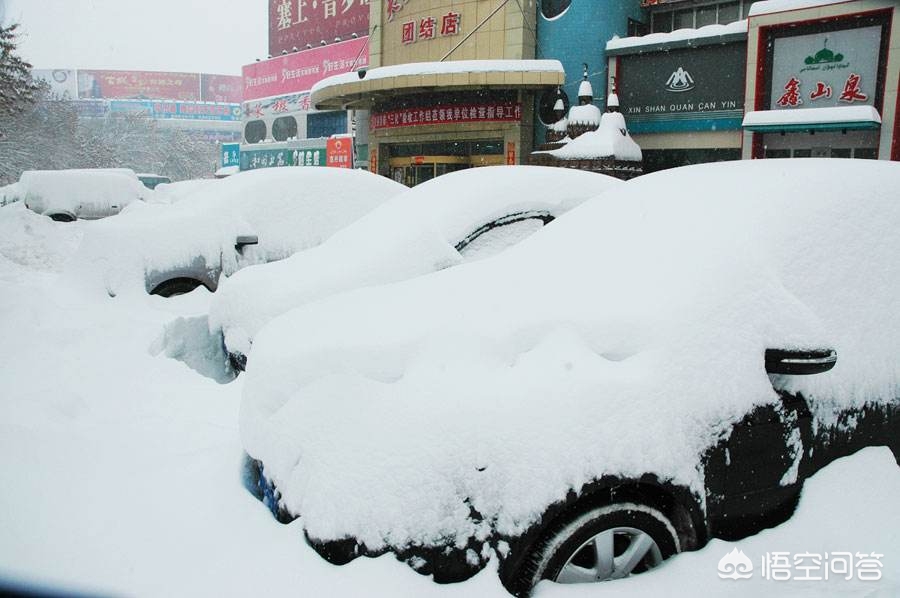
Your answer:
[210,165,622,369]
[61,167,406,297]
[0,182,23,207]
[20,168,147,221]
[136,173,172,189]
[238,159,900,595]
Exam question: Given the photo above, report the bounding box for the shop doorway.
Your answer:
[386,140,506,186]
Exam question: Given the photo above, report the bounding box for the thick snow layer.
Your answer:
[312,60,565,95]
[606,20,747,51]
[0,182,23,206]
[241,159,900,552]
[149,178,219,204]
[19,169,146,219]
[567,103,602,126]
[543,112,643,161]
[743,105,881,127]
[210,166,622,356]
[0,202,85,273]
[60,167,406,296]
[0,191,897,597]
[748,0,851,17]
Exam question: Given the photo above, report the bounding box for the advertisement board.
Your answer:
[768,25,882,110]
[240,146,326,170]
[371,102,522,130]
[108,100,242,121]
[31,69,78,99]
[326,136,353,168]
[244,92,311,119]
[77,70,201,101]
[269,0,369,56]
[221,143,241,168]
[618,42,745,133]
[201,74,243,103]
[242,37,369,101]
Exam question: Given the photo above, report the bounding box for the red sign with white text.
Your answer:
[242,37,369,101]
[371,103,522,130]
[327,136,354,168]
[269,0,369,56]
[77,70,201,101]
[201,74,243,103]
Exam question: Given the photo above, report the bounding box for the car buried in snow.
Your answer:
[209,165,623,371]
[59,167,406,297]
[20,168,148,222]
[238,159,900,596]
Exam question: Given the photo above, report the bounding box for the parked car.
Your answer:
[209,165,623,370]
[20,168,147,221]
[238,159,900,595]
[60,167,406,297]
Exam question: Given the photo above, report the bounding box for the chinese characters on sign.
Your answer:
[241,148,326,171]
[402,12,461,45]
[371,103,522,130]
[776,73,869,108]
[269,0,370,56]
[326,137,354,168]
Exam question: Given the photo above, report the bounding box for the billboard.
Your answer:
[768,25,882,111]
[31,69,78,99]
[240,146,326,170]
[77,70,201,101]
[269,0,369,56]
[201,74,243,103]
[243,37,369,101]
[108,100,242,121]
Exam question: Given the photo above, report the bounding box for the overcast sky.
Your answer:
[3,0,268,75]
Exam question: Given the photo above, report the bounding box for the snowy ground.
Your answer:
[0,204,897,597]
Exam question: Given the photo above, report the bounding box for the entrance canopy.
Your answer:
[310,59,565,110]
[742,105,882,133]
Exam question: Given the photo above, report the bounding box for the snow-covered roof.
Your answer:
[742,105,881,129]
[567,103,602,126]
[548,117,568,133]
[240,159,900,553]
[748,0,852,17]
[606,20,747,53]
[577,79,593,99]
[542,111,642,161]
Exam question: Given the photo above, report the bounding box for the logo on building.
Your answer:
[805,39,844,65]
[718,549,754,580]
[665,67,695,92]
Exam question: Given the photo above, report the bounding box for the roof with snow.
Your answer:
[540,111,642,162]
[606,20,747,55]
[310,60,565,110]
[568,103,603,126]
[748,0,853,17]
[742,106,882,132]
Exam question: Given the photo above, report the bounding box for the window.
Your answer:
[793,149,812,158]
[541,0,571,19]
[272,116,298,142]
[765,149,790,159]
[696,6,717,27]
[650,2,746,33]
[537,88,570,126]
[854,148,878,160]
[651,11,673,33]
[244,120,266,144]
[830,148,851,158]
[718,2,741,24]
[307,111,347,138]
[674,9,694,30]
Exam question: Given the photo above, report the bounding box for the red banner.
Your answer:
[201,74,243,103]
[269,0,369,56]
[243,37,369,101]
[77,70,200,101]
[327,136,354,168]
[371,103,523,130]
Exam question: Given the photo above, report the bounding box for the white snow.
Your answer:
[0,182,23,206]
[541,111,643,161]
[606,20,747,52]
[743,105,882,128]
[215,165,240,178]
[312,60,565,95]
[240,159,900,554]
[209,166,623,357]
[150,178,219,203]
[0,163,897,597]
[19,169,146,219]
[566,103,602,126]
[59,167,406,296]
[748,0,853,17]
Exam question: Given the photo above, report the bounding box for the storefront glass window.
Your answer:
[307,111,347,139]
[854,148,878,160]
[244,120,266,144]
[651,11,673,33]
[696,6,717,28]
[674,9,694,30]
[717,2,740,24]
[272,116,298,142]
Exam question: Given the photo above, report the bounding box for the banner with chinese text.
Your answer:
[77,70,201,101]
[371,102,522,130]
[269,0,369,57]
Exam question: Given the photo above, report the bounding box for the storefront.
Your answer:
[741,0,898,161]
[309,0,562,181]
[606,24,746,172]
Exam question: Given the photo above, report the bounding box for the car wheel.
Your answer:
[517,502,679,592]
[150,278,204,297]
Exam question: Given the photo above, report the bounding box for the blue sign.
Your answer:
[108,100,242,121]
[221,143,241,168]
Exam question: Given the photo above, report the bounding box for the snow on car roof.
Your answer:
[209,166,623,355]
[240,159,900,552]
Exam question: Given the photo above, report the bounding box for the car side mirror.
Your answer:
[765,348,836,375]
[235,235,259,253]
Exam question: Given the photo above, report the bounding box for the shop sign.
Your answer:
[269,0,369,56]
[244,93,312,119]
[369,146,378,172]
[243,37,369,101]
[221,143,241,168]
[401,11,461,45]
[326,136,354,168]
[371,102,522,130]
[241,147,326,170]
[618,43,745,122]
[769,25,881,110]
[77,70,201,101]
[506,142,516,165]
[108,100,242,121]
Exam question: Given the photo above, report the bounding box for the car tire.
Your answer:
[515,502,679,594]
[150,278,204,297]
